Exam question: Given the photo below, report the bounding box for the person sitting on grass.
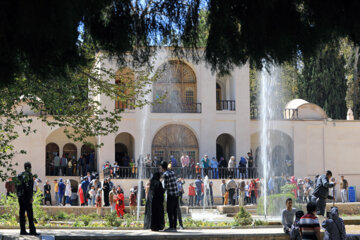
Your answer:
[299,201,321,240]
[281,198,296,234]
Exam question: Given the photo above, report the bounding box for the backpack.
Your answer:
[289,220,301,240]
[240,157,247,166]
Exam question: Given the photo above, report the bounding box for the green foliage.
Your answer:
[257,193,295,216]
[32,190,46,222]
[104,212,121,227]
[281,184,297,195]
[253,219,269,226]
[77,215,92,226]
[0,193,19,218]
[298,42,347,119]
[55,211,67,220]
[0,190,44,222]
[233,207,253,226]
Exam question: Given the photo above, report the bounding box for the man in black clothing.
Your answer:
[246,152,254,178]
[16,162,39,236]
[311,170,335,216]
[160,161,179,232]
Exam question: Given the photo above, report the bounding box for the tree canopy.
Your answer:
[2,0,360,86]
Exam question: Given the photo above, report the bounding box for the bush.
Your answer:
[281,184,297,194]
[0,190,45,222]
[77,215,92,226]
[55,211,67,220]
[257,193,296,216]
[104,212,121,227]
[253,219,268,226]
[234,207,252,226]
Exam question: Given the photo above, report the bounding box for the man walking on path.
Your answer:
[226,176,237,206]
[311,170,335,216]
[160,161,179,232]
[340,176,348,203]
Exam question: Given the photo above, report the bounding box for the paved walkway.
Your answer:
[0,228,287,240]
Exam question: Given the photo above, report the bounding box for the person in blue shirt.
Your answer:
[201,155,210,177]
[80,177,89,206]
[58,178,66,206]
[210,157,219,179]
[194,175,203,206]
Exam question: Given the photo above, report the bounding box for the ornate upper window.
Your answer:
[153,61,199,113]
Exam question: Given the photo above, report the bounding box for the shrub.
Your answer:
[77,215,92,226]
[55,211,67,220]
[253,219,268,226]
[0,190,45,222]
[104,212,121,227]
[281,184,297,194]
[234,207,252,226]
[257,193,297,216]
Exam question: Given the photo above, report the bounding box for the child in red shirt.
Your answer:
[188,183,195,206]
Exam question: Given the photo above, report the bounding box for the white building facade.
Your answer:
[4,49,360,199]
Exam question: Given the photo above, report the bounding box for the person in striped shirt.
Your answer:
[300,201,321,240]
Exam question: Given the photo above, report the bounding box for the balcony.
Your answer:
[216,100,236,111]
[152,102,202,113]
[115,99,136,111]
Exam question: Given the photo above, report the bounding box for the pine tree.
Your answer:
[298,43,347,119]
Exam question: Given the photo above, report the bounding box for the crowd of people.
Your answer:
[48,151,96,177]
[104,152,258,179]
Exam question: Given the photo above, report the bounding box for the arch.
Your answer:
[216,133,236,162]
[152,124,199,163]
[115,132,135,166]
[153,60,197,113]
[80,143,97,173]
[251,130,294,177]
[46,143,59,176]
[63,143,77,160]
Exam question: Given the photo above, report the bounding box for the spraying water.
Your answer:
[137,88,151,221]
[259,64,282,218]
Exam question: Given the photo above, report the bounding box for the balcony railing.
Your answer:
[152,102,202,113]
[104,166,258,179]
[115,99,136,110]
[250,108,299,120]
[217,100,236,111]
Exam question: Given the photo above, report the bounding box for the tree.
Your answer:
[0,42,154,180]
[298,43,347,119]
[3,0,360,85]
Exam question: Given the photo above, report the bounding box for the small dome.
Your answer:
[284,99,327,120]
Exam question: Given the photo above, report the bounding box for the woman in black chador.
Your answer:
[144,172,165,231]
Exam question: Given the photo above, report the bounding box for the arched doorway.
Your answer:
[63,143,77,161]
[216,133,236,162]
[251,130,294,177]
[153,61,198,113]
[115,133,134,166]
[81,143,96,173]
[152,124,199,163]
[46,143,59,176]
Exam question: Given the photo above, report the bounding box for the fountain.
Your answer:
[259,64,286,219]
